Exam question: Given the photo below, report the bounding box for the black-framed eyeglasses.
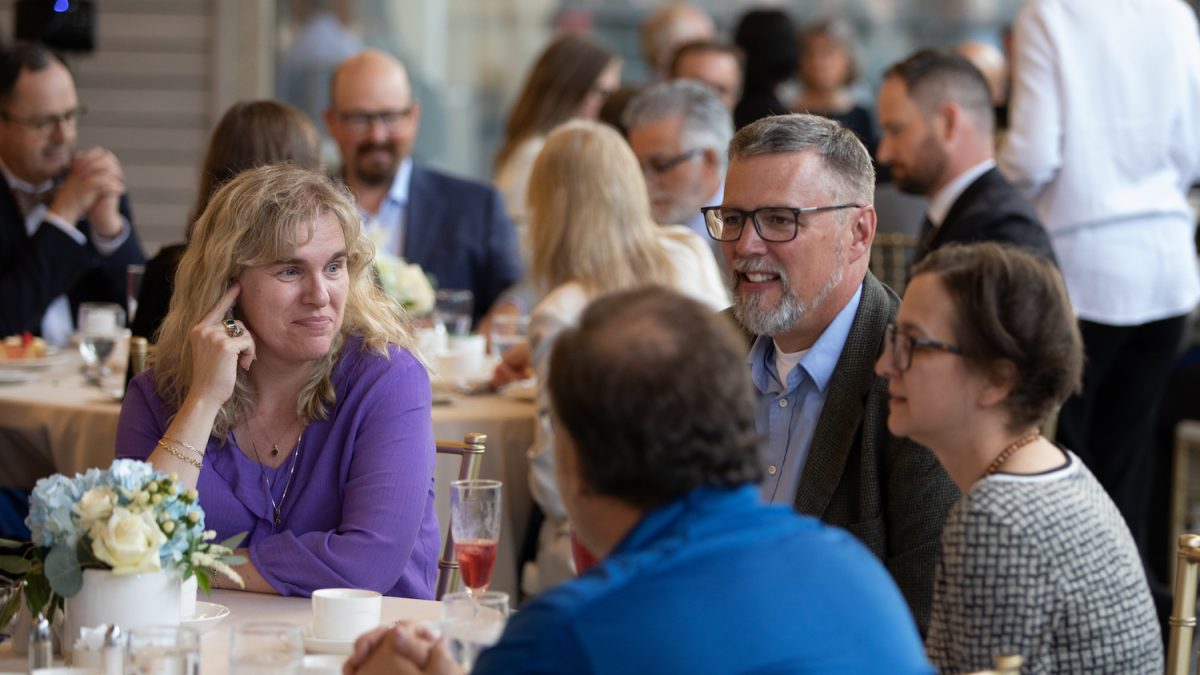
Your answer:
[335,107,414,133]
[641,148,704,175]
[1,105,86,134]
[883,324,963,372]
[701,204,862,242]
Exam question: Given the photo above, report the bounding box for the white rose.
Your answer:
[74,487,116,525]
[89,507,167,575]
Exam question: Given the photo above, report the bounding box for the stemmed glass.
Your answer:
[229,622,303,675]
[76,302,127,387]
[450,479,502,598]
[125,625,200,675]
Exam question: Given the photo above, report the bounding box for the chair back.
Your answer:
[869,232,917,295]
[434,432,487,600]
[1168,533,1200,675]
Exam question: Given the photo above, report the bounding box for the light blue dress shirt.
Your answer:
[749,284,863,504]
[358,157,412,258]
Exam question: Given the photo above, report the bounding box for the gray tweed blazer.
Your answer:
[733,272,960,635]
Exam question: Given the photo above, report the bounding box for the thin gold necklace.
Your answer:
[984,432,1041,478]
[247,419,303,528]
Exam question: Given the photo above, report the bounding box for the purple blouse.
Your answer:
[115,336,439,599]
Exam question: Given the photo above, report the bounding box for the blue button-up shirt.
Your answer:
[358,158,412,257]
[749,284,863,504]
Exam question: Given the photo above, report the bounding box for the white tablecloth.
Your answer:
[0,588,443,675]
[0,358,537,598]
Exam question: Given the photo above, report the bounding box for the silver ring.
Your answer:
[223,319,244,338]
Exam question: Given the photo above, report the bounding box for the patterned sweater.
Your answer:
[926,451,1162,674]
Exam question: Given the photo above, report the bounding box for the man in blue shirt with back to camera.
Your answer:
[345,286,933,674]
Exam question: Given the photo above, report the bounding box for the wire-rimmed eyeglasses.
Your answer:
[335,107,415,134]
[882,324,963,372]
[1,105,86,135]
[700,204,862,242]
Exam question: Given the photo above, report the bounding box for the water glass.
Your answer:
[76,302,129,391]
[229,622,303,675]
[488,313,528,360]
[435,289,474,336]
[441,591,509,670]
[125,625,199,675]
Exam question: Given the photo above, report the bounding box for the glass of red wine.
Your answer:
[451,479,502,598]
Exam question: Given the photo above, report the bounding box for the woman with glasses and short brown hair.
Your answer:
[875,242,1160,672]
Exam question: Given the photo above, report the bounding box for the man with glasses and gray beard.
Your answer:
[705,113,957,634]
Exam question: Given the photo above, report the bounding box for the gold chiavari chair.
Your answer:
[434,432,486,600]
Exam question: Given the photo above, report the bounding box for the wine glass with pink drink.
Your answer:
[451,479,502,598]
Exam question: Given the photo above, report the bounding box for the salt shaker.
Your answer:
[27,612,51,673]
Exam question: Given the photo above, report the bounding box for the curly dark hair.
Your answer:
[911,243,1083,431]
[547,286,763,509]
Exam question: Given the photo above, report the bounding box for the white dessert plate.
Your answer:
[181,601,230,633]
[499,379,536,401]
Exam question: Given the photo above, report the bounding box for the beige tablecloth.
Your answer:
[0,358,536,598]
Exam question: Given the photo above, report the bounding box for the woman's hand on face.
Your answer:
[187,282,256,407]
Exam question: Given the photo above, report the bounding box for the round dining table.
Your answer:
[0,353,537,599]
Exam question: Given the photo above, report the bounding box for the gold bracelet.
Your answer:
[162,435,202,457]
[156,439,202,469]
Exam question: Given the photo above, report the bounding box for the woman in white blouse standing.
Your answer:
[499,120,728,595]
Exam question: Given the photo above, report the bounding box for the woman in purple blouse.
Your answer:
[115,164,438,598]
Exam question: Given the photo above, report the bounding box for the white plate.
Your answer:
[303,654,347,675]
[303,631,355,656]
[181,601,230,633]
[499,379,536,401]
[0,370,33,385]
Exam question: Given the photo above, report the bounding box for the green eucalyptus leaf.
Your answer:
[24,573,50,616]
[0,583,22,629]
[217,532,247,550]
[194,570,211,594]
[44,545,82,597]
[0,556,31,575]
[0,538,26,549]
[223,555,248,566]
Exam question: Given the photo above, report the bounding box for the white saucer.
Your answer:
[303,654,347,675]
[181,601,230,633]
[303,629,356,656]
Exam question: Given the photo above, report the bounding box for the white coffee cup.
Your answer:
[311,588,381,642]
[437,334,486,382]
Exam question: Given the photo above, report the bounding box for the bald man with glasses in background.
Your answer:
[0,42,143,342]
[326,50,521,324]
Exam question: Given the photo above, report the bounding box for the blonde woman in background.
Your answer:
[493,35,621,224]
[498,120,728,595]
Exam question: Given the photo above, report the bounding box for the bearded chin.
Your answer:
[731,255,845,337]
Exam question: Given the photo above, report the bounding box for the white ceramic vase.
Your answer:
[63,568,181,661]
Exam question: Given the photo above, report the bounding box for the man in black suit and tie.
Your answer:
[0,43,143,342]
[876,49,1054,267]
[325,50,522,323]
[708,112,958,634]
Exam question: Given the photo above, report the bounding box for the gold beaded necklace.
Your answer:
[984,432,1041,478]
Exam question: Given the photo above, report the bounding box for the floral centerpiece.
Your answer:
[0,459,244,625]
[375,252,435,315]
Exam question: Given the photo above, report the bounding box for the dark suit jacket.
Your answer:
[913,167,1057,266]
[0,184,143,337]
[404,165,523,323]
[735,272,960,634]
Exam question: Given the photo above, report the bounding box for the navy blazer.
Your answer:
[0,183,143,336]
[404,165,523,323]
[913,167,1057,267]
